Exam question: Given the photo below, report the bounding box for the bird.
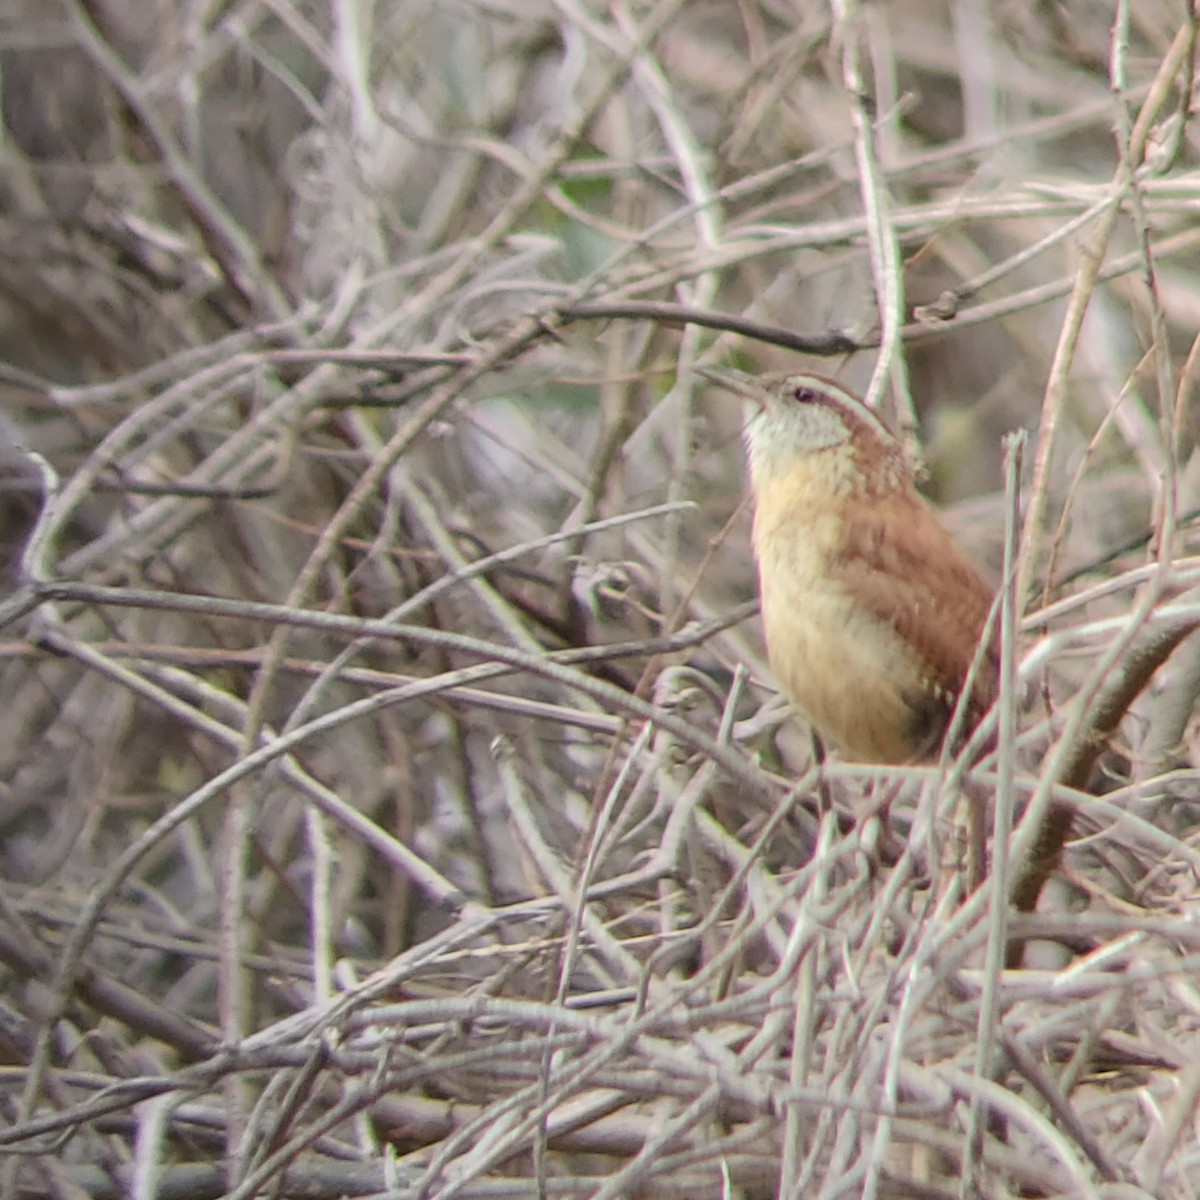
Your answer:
[699,367,997,767]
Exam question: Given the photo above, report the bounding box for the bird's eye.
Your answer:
[792,384,818,404]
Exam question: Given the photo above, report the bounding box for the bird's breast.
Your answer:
[750,477,933,763]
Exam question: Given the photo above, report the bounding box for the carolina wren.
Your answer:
[700,368,996,765]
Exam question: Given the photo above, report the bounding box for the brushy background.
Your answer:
[2,2,1200,1197]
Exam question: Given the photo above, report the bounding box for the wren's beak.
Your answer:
[695,366,772,409]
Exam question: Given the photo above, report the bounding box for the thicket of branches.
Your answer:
[2,1,1200,1197]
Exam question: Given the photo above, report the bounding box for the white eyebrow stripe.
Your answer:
[784,374,896,444]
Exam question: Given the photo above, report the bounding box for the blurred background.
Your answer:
[2,2,1199,1197]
